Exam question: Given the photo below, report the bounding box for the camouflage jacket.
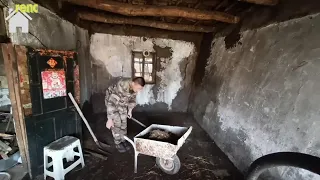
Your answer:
[105,78,137,113]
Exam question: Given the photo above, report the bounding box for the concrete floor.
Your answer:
[6,164,28,180]
[66,112,243,180]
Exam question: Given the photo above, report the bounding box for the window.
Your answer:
[132,51,156,84]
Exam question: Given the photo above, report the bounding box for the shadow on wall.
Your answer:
[224,24,242,50]
[90,59,122,114]
[190,32,223,135]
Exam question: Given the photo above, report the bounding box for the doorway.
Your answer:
[1,44,82,178]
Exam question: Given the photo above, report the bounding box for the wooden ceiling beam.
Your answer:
[238,0,278,6]
[177,0,201,23]
[214,0,228,10]
[175,0,183,6]
[202,0,220,7]
[77,11,215,32]
[63,0,240,23]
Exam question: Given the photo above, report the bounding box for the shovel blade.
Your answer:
[95,141,112,153]
[98,141,111,148]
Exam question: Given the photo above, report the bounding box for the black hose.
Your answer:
[246,152,320,180]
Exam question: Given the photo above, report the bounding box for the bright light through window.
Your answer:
[132,51,156,84]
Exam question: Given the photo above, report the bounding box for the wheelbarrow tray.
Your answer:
[134,124,192,159]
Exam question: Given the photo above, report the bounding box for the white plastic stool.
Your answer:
[43,136,85,180]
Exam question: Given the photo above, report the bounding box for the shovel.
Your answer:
[129,117,147,128]
[68,93,111,153]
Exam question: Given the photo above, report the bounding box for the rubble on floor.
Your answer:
[0,111,21,172]
[0,133,18,158]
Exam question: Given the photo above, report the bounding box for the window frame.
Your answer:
[131,51,156,84]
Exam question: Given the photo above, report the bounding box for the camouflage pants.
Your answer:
[106,94,128,145]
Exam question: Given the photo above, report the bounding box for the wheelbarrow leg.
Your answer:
[124,136,138,173]
[134,152,138,173]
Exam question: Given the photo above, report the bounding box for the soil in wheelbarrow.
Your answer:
[140,129,180,144]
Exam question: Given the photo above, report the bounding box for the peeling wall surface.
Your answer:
[9,0,91,105]
[191,13,320,180]
[90,33,197,112]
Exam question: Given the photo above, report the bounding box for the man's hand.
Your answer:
[106,119,114,129]
[127,109,133,119]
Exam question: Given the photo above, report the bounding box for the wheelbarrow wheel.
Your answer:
[156,155,181,175]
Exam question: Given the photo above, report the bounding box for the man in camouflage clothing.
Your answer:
[105,77,145,153]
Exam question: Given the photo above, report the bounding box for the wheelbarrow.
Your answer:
[124,121,192,175]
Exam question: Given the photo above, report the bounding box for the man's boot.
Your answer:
[122,141,131,151]
[115,143,126,153]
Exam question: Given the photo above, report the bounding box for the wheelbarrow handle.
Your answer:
[124,136,138,173]
[124,136,136,154]
[124,136,135,148]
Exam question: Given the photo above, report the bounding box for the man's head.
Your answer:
[130,77,145,93]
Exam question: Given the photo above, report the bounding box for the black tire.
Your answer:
[156,155,181,175]
[246,152,320,180]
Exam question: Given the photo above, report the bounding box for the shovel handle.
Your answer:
[68,93,98,142]
[130,117,147,128]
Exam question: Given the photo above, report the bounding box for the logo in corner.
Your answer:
[5,4,38,33]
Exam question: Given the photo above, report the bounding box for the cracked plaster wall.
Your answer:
[90,33,197,112]
[191,13,320,180]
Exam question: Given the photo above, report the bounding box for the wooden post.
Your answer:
[64,0,240,23]
[1,43,31,176]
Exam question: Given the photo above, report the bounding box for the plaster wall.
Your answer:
[90,33,197,112]
[191,13,320,180]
